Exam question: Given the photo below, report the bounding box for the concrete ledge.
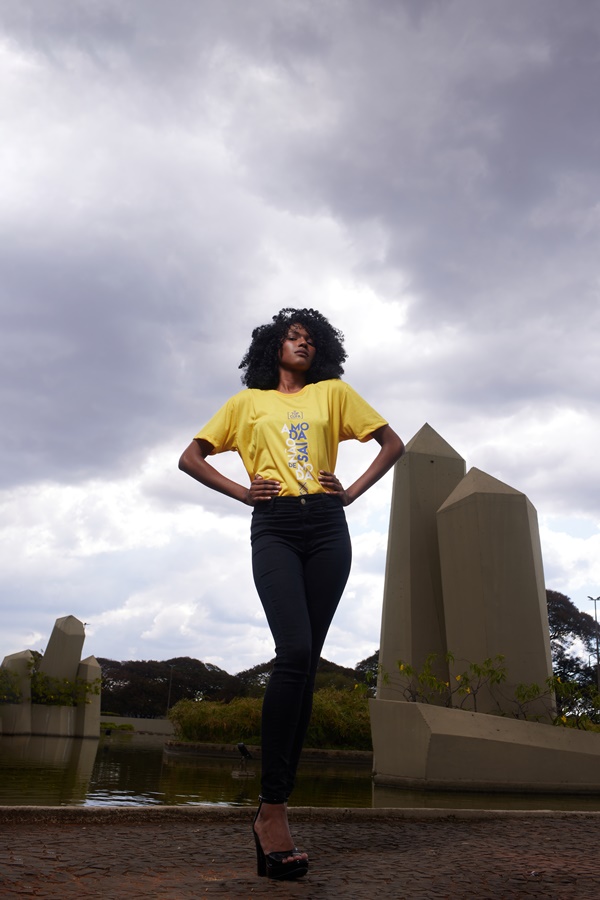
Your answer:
[370,699,600,792]
[164,740,372,763]
[100,715,174,735]
[372,773,600,793]
[2,805,600,825]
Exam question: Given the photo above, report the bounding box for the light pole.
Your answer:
[588,596,600,692]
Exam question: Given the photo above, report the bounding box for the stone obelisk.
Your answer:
[377,424,465,700]
[38,615,85,681]
[437,468,554,719]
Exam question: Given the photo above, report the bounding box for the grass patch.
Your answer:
[100,721,135,733]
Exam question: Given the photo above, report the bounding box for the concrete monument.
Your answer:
[0,615,100,738]
[38,614,86,681]
[75,656,102,738]
[0,650,34,735]
[438,468,553,719]
[379,424,465,699]
[371,426,600,795]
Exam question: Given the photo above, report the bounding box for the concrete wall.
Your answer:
[371,699,600,792]
[100,715,175,736]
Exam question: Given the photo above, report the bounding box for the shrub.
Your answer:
[395,652,508,712]
[393,653,600,730]
[168,688,372,750]
[306,688,371,750]
[169,696,263,744]
[29,666,101,707]
[0,668,22,704]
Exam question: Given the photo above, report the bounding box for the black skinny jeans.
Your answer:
[250,494,352,803]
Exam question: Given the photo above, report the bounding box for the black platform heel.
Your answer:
[252,799,309,880]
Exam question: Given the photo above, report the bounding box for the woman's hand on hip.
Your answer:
[245,474,281,505]
[318,470,351,506]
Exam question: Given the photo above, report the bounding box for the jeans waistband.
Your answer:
[259,493,341,506]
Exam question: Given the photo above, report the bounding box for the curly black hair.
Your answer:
[239,308,347,390]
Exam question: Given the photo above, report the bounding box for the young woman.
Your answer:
[179,308,404,880]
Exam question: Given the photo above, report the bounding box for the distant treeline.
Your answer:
[99,590,599,719]
[98,653,378,718]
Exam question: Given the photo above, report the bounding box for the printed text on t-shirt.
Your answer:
[281,420,314,483]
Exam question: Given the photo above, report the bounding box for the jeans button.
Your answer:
[300,498,306,505]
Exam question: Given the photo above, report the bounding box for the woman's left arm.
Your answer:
[318,424,405,505]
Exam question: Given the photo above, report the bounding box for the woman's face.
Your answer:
[278,323,316,372]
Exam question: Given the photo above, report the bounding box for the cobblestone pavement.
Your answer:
[1,807,600,899]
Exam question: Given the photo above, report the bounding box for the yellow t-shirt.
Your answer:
[194,379,388,496]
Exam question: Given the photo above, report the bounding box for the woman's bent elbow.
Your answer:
[377,425,405,461]
[179,441,199,475]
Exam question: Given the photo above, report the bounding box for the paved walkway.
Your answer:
[1,807,600,899]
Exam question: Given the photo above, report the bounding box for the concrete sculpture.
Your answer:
[0,615,100,738]
[379,424,465,699]
[371,426,600,794]
[438,468,553,719]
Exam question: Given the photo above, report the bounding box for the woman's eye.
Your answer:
[286,333,314,346]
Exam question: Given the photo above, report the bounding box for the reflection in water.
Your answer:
[0,733,373,808]
[0,735,98,806]
[372,784,600,811]
[88,734,373,807]
[3,734,600,810]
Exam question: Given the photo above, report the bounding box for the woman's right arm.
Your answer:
[178,439,280,506]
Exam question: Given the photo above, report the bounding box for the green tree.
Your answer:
[314,658,357,691]
[546,590,598,686]
[98,656,240,717]
[235,659,273,696]
[235,656,359,697]
[354,650,379,694]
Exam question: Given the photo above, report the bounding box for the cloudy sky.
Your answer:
[1,0,599,675]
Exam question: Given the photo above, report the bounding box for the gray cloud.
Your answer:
[1,0,599,669]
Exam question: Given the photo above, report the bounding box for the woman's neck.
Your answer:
[276,370,307,393]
